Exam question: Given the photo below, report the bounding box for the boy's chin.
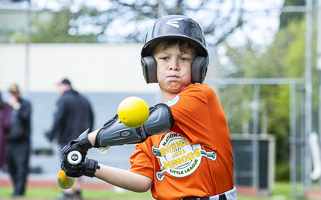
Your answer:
[164,84,189,93]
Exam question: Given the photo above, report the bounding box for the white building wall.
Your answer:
[0,43,159,93]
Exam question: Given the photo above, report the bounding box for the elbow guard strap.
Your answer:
[95,103,174,147]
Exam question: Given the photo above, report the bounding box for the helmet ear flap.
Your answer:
[141,55,209,84]
[141,56,157,83]
[191,56,209,84]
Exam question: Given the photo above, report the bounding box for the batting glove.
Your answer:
[60,129,97,177]
[61,129,93,162]
[61,157,99,178]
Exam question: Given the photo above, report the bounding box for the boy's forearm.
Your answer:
[87,129,99,146]
[79,130,153,192]
[95,164,153,192]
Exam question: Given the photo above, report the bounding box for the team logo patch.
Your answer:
[165,95,179,107]
[152,131,217,181]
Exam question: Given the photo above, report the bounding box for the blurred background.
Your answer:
[0,0,320,199]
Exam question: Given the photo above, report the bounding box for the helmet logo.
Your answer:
[166,18,184,28]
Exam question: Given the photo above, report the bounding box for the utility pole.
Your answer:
[25,0,31,98]
[157,0,164,18]
[305,0,313,192]
[279,3,315,198]
[317,0,321,190]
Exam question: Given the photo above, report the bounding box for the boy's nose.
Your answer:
[169,59,179,71]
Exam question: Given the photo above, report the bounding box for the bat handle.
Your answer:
[67,151,82,165]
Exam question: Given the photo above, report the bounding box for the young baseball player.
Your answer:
[61,15,236,200]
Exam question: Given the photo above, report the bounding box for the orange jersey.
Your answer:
[129,84,234,200]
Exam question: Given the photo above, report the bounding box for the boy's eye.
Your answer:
[180,57,190,61]
[161,57,169,60]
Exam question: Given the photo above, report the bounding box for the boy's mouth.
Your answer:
[167,75,179,79]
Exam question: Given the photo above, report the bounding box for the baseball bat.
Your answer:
[67,150,82,165]
[57,151,81,189]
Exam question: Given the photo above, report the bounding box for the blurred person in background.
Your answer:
[49,78,94,200]
[6,84,32,197]
[0,91,11,172]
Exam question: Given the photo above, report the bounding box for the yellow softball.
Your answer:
[57,170,75,189]
[118,96,149,128]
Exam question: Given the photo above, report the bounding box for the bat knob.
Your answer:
[67,151,82,165]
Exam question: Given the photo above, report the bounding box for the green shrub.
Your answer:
[275,162,290,181]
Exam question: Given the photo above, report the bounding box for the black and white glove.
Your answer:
[61,157,99,178]
[60,129,98,177]
[61,129,93,163]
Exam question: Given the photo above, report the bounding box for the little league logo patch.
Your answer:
[152,131,217,181]
[165,95,180,107]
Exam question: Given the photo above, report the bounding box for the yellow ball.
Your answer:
[118,96,149,128]
[57,170,75,189]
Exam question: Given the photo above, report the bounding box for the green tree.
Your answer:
[30,7,99,43]
[59,0,247,44]
[279,0,305,28]
[28,0,279,45]
[222,20,308,181]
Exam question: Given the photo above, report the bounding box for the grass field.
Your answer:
[0,182,310,200]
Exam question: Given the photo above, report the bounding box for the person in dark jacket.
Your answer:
[49,78,94,200]
[6,84,32,197]
[0,92,11,171]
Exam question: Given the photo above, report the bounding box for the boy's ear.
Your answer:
[141,56,157,84]
[191,56,209,84]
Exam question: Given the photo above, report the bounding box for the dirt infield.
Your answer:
[0,176,114,190]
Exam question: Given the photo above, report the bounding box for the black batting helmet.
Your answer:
[141,15,209,84]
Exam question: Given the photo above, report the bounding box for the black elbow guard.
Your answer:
[95,103,174,147]
[144,103,174,136]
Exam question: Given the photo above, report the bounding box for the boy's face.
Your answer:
[153,42,196,94]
